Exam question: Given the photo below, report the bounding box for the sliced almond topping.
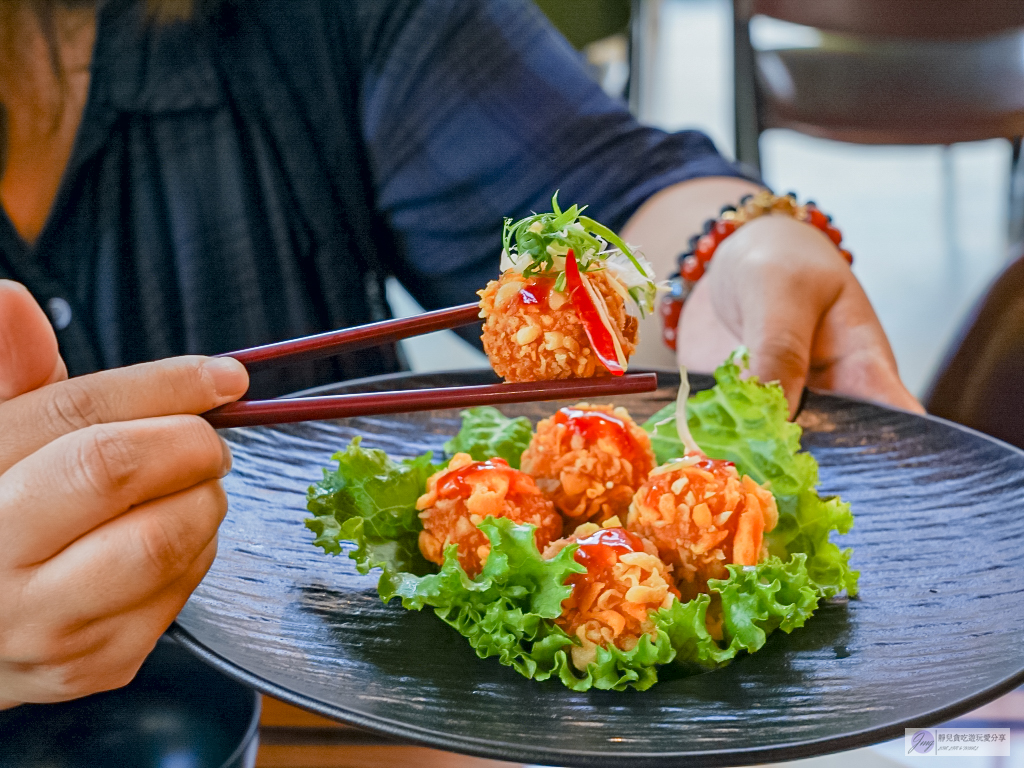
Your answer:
[692,502,712,528]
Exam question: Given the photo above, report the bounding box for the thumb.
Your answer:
[742,297,821,418]
[0,280,68,403]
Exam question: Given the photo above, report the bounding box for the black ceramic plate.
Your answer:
[171,370,1024,767]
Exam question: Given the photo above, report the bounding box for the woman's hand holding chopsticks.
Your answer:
[0,281,248,709]
[0,269,654,709]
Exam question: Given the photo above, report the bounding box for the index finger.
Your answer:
[0,356,248,475]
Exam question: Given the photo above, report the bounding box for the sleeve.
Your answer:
[351,0,747,312]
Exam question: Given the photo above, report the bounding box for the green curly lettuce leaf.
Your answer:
[712,553,821,655]
[657,594,730,669]
[642,351,858,598]
[390,517,583,682]
[390,516,699,691]
[632,554,820,675]
[543,552,820,687]
[443,407,534,468]
[385,516,821,690]
[555,631,675,691]
[305,437,439,601]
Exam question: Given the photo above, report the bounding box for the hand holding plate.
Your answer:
[677,215,923,416]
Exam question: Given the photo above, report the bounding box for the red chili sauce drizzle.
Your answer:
[556,528,646,638]
[553,407,635,454]
[436,457,515,499]
[516,277,553,307]
[693,455,734,473]
[565,528,680,615]
[572,527,644,573]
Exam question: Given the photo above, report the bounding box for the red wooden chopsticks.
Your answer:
[203,374,658,428]
[215,303,482,370]
[202,303,658,428]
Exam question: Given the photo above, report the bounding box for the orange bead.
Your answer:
[806,207,829,230]
[824,224,843,246]
[660,296,683,350]
[680,255,704,281]
[694,234,717,263]
[712,219,737,240]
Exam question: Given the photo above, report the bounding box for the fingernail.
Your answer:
[0,279,31,297]
[220,437,233,477]
[203,357,249,401]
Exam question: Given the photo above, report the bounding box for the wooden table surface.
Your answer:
[258,688,1024,768]
[257,695,524,768]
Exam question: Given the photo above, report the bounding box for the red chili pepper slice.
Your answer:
[564,250,625,375]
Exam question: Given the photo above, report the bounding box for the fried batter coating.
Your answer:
[521,403,655,530]
[544,519,678,672]
[477,270,638,382]
[626,456,779,600]
[416,453,562,577]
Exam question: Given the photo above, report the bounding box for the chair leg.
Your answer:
[941,145,958,270]
[629,0,662,121]
[1009,136,1024,259]
[732,0,761,175]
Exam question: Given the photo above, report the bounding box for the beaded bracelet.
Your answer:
[659,191,854,351]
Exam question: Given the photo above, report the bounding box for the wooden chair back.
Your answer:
[752,0,1024,39]
[925,254,1024,451]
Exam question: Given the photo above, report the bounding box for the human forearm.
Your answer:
[619,176,764,367]
[619,182,921,414]
[683,214,921,413]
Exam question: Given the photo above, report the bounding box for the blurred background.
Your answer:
[642,0,1013,399]
[397,0,1015,409]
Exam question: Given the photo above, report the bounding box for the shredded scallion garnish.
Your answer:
[501,192,656,314]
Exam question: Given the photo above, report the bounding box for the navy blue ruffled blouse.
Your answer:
[0,0,742,397]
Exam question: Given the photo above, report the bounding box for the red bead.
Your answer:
[712,220,737,240]
[839,248,854,264]
[680,255,704,281]
[660,296,683,351]
[824,224,843,246]
[806,207,829,230]
[694,234,717,263]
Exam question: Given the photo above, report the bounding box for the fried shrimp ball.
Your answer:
[544,519,678,672]
[626,455,779,600]
[416,453,562,577]
[521,403,655,529]
[477,270,638,382]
